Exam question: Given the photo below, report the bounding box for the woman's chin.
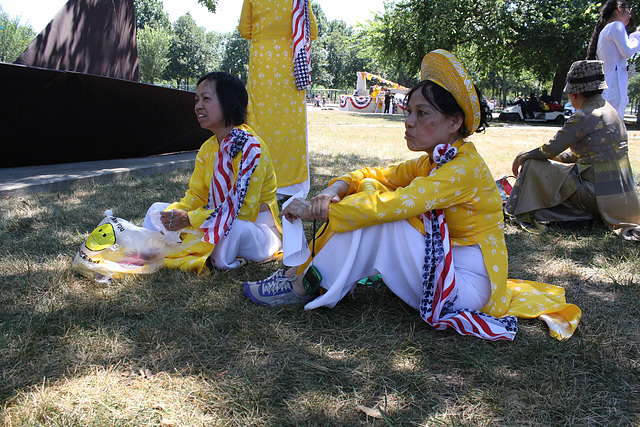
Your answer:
[406,141,421,152]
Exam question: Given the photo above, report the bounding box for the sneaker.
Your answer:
[242,268,287,287]
[242,269,314,306]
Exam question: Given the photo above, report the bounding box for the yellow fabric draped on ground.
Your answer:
[504,279,581,340]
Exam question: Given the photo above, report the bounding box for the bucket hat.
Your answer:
[563,60,608,94]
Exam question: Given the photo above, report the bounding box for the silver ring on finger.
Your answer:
[169,219,173,228]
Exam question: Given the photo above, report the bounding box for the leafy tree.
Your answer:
[311,2,329,38]
[164,13,208,87]
[204,31,227,73]
[627,72,640,119]
[133,0,171,30]
[197,0,218,13]
[137,25,171,83]
[0,7,36,63]
[310,44,332,88]
[361,0,599,104]
[317,19,378,90]
[502,0,597,100]
[219,30,250,81]
[308,2,379,90]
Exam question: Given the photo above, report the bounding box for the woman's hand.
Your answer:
[511,151,530,177]
[280,198,312,222]
[161,209,191,231]
[279,180,349,223]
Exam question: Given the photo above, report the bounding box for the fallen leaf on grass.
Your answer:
[153,403,166,411]
[357,405,383,419]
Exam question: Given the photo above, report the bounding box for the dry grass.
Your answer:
[1,109,640,426]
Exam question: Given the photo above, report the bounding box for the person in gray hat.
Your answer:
[506,59,640,240]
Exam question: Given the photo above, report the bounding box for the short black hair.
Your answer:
[405,80,488,137]
[197,72,248,127]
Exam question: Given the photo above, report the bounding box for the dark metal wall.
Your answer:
[15,0,140,81]
[0,63,209,168]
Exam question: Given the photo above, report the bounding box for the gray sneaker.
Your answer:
[242,269,314,306]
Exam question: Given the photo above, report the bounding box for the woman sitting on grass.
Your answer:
[243,50,581,341]
[143,72,282,273]
[506,60,640,240]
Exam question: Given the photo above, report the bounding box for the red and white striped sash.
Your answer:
[419,144,518,341]
[200,128,261,245]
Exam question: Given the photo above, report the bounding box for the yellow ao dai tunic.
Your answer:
[239,0,318,190]
[319,139,581,339]
[164,124,280,273]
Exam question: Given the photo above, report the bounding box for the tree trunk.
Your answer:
[551,66,570,101]
[501,70,508,108]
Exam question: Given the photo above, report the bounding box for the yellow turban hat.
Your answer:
[420,49,481,135]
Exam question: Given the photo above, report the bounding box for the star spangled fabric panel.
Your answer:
[292,0,312,90]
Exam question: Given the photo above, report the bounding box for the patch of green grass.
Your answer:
[1,111,640,425]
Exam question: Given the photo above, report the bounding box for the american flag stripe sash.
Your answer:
[200,128,261,245]
[292,0,311,90]
[419,144,518,341]
[208,145,261,242]
[213,141,233,207]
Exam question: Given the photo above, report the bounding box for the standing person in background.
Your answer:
[384,88,392,114]
[587,0,640,120]
[239,0,318,198]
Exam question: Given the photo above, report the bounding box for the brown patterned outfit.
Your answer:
[505,94,640,240]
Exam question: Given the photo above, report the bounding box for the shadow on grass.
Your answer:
[1,152,639,425]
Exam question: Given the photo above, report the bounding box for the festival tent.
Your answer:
[1,0,208,168]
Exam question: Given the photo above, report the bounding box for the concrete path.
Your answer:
[0,151,197,198]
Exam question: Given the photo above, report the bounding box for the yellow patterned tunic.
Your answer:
[327,139,511,316]
[314,139,580,339]
[164,124,280,273]
[239,0,318,190]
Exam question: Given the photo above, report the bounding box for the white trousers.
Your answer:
[143,202,282,270]
[603,66,628,119]
[304,220,491,312]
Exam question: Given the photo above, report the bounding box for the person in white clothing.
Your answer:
[587,0,640,119]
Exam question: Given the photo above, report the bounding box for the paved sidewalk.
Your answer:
[0,151,197,198]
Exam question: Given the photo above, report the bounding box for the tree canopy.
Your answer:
[164,13,208,86]
[1,0,617,101]
[137,25,171,84]
[133,0,171,30]
[0,6,36,63]
[361,0,601,102]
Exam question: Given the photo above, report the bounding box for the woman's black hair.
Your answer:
[197,72,248,127]
[405,80,488,137]
[587,0,630,60]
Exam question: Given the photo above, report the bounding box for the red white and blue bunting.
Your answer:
[339,95,373,109]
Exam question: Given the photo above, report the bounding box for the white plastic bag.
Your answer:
[73,210,193,283]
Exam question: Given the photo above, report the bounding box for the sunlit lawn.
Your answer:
[1,108,639,426]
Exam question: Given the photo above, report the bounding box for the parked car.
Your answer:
[564,101,576,116]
